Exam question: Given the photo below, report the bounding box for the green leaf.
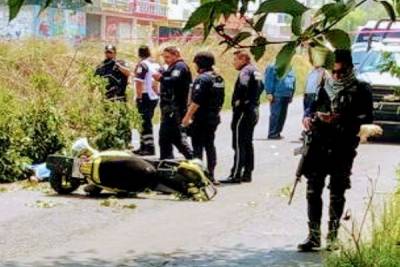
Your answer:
[203,21,213,41]
[254,14,267,32]
[378,0,396,21]
[183,0,237,32]
[183,2,216,31]
[314,2,347,22]
[250,36,268,61]
[240,0,250,15]
[8,0,26,21]
[255,0,308,17]
[324,29,351,49]
[250,45,266,61]
[233,31,252,43]
[291,15,303,36]
[275,41,297,78]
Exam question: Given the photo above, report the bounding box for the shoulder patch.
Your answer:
[172,69,181,77]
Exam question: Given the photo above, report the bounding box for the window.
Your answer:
[277,14,290,25]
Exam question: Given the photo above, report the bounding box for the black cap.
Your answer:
[105,44,116,53]
[334,49,353,68]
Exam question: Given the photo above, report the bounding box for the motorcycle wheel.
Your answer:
[49,173,80,195]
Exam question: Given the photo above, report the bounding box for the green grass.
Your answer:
[325,169,400,267]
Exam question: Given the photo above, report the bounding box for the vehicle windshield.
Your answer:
[352,51,368,67]
[359,51,400,73]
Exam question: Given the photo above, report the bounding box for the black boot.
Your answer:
[298,222,321,252]
[220,176,241,184]
[326,220,340,251]
[241,172,252,183]
[134,146,155,156]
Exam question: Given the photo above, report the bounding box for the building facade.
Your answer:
[0,0,200,43]
[0,0,328,43]
[85,0,169,43]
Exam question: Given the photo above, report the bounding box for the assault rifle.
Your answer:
[288,130,313,205]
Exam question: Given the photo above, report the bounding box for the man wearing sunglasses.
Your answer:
[95,45,130,101]
[298,49,373,252]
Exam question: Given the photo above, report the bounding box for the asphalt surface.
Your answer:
[0,99,398,267]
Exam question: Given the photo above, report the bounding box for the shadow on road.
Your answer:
[2,245,323,267]
[47,191,198,202]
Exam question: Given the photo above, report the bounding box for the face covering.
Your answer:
[324,69,358,102]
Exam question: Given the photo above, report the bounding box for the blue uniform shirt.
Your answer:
[304,67,324,94]
[264,64,296,98]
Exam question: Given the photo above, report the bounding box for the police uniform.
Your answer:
[159,59,193,160]
[134,58,160,154]
[189,71,225,178]
[95,59,129,101]
[228,64,263,182]
[299,78,373,250]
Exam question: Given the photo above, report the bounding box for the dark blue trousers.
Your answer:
[268,96,291,138]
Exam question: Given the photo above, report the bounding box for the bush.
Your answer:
[94,100,142,151]
[0,92,30,182]
[0,40,143,182]
[19,99,66,164]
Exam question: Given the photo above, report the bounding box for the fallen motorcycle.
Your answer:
[46,138,217,201]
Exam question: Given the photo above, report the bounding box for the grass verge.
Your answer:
[325,168,400,267]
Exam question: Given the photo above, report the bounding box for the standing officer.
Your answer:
[303,54,325,115]
[95,45,131,101]
[133,45,160,156]
[264,63,296,139]
[298,49,373,252]
[181,52,225,183]
[153,46,193,160]
[221,50,263,184]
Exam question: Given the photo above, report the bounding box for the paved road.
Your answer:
[0,99,398,267]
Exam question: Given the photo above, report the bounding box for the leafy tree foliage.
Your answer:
[183,0,400,77]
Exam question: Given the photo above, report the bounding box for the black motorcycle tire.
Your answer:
[49,173,80,195]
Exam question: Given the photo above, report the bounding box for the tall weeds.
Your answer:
[326,170,400,267]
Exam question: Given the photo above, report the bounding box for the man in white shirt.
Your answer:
[133,46,160,156]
